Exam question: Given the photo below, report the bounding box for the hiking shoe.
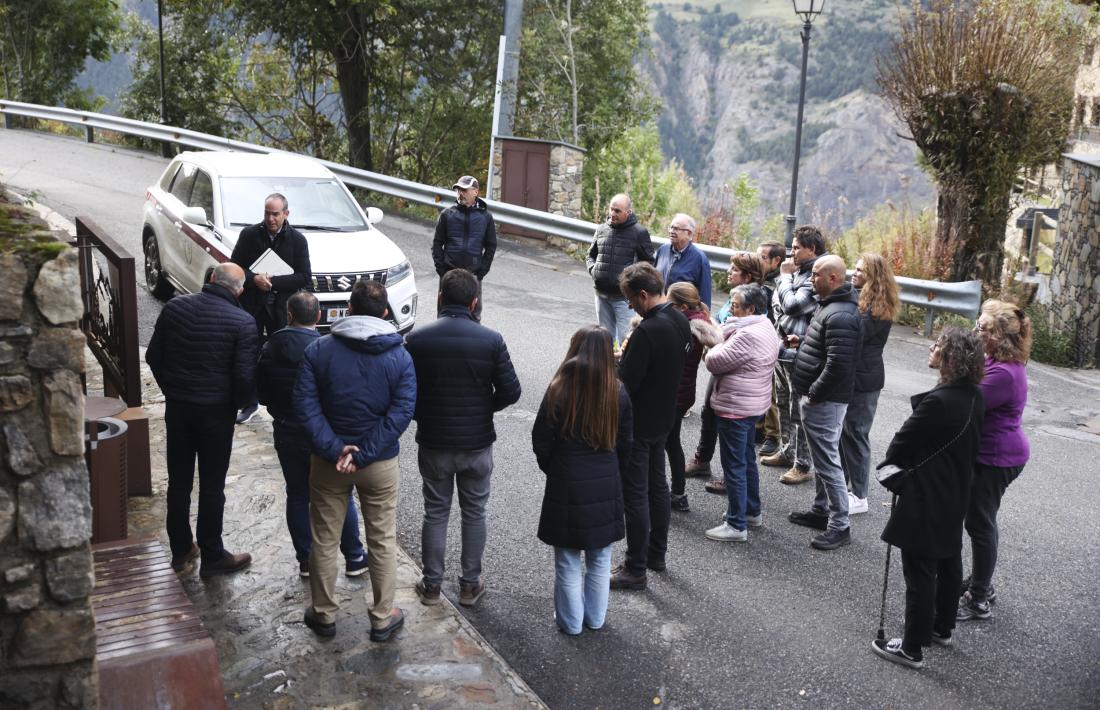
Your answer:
[369,607,405,642]
[759,437,780,456]
[685,456,711,477]
[235,403,259,425]
[670,494,690,512]
[960,577,997,604]
[459,580,486,607]
[170,543,199,572]
[298,561,309,579]
[780,466,813,485]
[760,452,792,468]
[704,477,726,494]
[957,598,991,621]
[609,565,647,591]
[811,527,852,551]
[705,522,748,542]
[871,638,923,669]
[304,609,335,638]
[848,493,869,514]
[931,630,953,647]
[788,510,829,530]
[345,555,369,577]
[416,579,442,606]
[199,551,252,579]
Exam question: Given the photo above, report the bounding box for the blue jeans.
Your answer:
[594,293,633,346]
[273,420,364,564]
[554,546,612,635]
[717,415,761,531]
[800,398,850,532]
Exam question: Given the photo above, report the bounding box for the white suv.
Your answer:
[141,151,417,332]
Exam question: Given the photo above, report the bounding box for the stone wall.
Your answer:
[489,139,586,221]
[1050,156,1100,368]
[0,198,98,707]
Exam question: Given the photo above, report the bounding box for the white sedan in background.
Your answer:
[141,150,417,332]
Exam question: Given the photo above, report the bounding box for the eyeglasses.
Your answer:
[668,226,691,234]
[264,210,286,217]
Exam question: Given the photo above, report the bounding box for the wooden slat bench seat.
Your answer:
[91,536,227,709]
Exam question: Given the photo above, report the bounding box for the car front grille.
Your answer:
[311,271,387,293]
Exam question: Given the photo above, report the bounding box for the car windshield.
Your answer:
[219,177,368,231]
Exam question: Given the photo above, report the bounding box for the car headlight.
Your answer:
[386,259,412,285]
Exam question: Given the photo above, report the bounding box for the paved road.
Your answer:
[2,129,1098,708]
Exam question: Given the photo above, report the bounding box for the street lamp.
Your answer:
[784,0,825,248]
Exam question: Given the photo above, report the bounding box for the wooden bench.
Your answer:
[91,536,227,709]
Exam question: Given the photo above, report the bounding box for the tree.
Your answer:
[0,0,121,108]
[877,0,1085,289]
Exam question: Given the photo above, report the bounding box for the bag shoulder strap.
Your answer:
[909,395,975,473]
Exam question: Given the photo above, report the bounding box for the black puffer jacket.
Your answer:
[256,326,320,425]
[431,198,497,278]
[533,383,632,550]
[404,306,521,450]
[146,283,258,409]
[586,214,655,296]
[854,311,893,393]
[231,222,311,330]
[790,283,861,403]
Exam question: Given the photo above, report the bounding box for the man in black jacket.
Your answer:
[256,292,367,579]
[230,192,311,424]
[404,269,521,608]
[431,175,497,322]
[785,255,862,551]
[146,263,257,578]
[610,263,691,590]
[586,194,655,346]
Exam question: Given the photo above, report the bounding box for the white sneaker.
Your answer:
[848,493,869,514]
[705,522,748,542]
[745,514,763,528]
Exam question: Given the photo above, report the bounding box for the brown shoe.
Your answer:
[199,551,252,578]
[760,452,793,468]
[779,467,813,485]
[459,580,486,607]
[685,456,711,477]
[416,579,442,606]
[704,477,726,495]
[171,543,199,572]
[608,565,647,591]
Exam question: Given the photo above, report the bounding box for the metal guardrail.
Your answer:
[1,99,981,334]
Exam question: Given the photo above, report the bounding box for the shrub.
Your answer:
[1025,303,1075,367]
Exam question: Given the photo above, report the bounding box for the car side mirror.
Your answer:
[366,206,383,226]
[181,206,209,225]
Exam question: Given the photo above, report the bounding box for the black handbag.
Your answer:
[876,395,975,494]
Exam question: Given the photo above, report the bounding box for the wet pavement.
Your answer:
[94,354,545,709]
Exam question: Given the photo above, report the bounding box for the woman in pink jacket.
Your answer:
[703,283,782,542]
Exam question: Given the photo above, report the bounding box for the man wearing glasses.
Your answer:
[586,194,655,346]
[655,213,711,308]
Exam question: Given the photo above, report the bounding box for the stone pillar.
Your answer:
[0,200,98,708]
[548,144,585,220]
[1049,156,1100,368]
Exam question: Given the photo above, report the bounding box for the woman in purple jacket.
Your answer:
[958,300,1031,622]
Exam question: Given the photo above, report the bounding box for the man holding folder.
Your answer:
[231,192,311,423]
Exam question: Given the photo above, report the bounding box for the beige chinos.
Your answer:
[308,454,400,629]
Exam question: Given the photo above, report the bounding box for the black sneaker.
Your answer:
[670,494,690,512]
[931,630,953,647]
[608,565,647,591]
[345,555,369,577]
[235,403,259,425]
[788,510,828,531]
[957,598,991,621]
[871,638,923,669]
[759,437,780,456]
[304,609,335,638]
[298,561,309,579]
[960,576,997,604]
[811,527,852,551]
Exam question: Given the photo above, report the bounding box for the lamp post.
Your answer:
[784,0,825,248]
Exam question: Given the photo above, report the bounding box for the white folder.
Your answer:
[249,248,294,276]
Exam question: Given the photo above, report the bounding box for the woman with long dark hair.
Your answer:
[872,327,985,669]
[841,253,900,514]
[958,300,1031,621]
[665,282,721,513]
[532,326,633,635]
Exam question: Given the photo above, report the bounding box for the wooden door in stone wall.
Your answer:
[500,140,550,238]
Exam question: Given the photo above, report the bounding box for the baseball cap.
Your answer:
[452,175,479,190]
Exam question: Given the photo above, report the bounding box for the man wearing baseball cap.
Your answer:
[431,175,497,321]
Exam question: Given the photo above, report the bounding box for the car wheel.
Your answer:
[144,234,174,300]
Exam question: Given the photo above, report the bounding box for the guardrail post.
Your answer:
[3,113,12,129]
[924,309,935,338]
[85,125,94,143]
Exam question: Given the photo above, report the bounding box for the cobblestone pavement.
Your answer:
[102,354,545,709]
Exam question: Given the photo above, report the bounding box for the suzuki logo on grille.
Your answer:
[335,275,354,291]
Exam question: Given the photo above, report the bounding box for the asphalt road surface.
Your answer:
[2,129,1098,708]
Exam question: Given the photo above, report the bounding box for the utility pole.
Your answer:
[488,0,523,198]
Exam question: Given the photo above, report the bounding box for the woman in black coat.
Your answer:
[871,326,985,669]
[532,326,632,635]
